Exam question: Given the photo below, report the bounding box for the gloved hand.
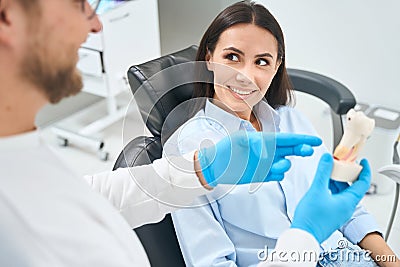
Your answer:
[291,153,371,244]
[329,179,350,194]
[198,131,322,187]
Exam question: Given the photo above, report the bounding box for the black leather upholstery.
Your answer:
[113,136,162,169]
[127,45,198,141]
[114,45,356,267]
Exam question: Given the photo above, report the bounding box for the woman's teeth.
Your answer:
[229,87,254,95]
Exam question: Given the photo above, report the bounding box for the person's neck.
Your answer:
[0,77,46,137]
[211,100,261,131]
[235,110,251,121]
[235,110,261,132]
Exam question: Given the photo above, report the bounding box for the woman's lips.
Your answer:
[227,86,257,100]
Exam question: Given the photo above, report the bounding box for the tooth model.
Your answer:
[331,109,375,182]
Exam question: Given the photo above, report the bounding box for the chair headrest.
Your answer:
[287,68,355,114]
[127,45,198,139]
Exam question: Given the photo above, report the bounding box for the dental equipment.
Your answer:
[379,133,400,241]
[331,109,375,182]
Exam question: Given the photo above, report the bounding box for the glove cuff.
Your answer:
[290,224,321,244]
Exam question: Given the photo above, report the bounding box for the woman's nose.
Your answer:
[235,70,252,85]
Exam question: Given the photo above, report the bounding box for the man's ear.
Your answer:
[205,50,214,71]
[0,0,15,46]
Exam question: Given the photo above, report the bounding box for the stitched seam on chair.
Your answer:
[133,63,175,131]
[153,55,177,120]
[132,67,158,103]
[131,66,164,137]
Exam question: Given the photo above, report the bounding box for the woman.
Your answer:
[163,1,397,266]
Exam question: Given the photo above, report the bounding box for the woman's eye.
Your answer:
[226,53,239,62]
[256,58,269,66]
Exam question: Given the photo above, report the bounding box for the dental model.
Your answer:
[331,109,375,182]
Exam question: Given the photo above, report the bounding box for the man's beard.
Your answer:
[21,45,83,104]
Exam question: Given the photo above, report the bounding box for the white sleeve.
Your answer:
[84,151,209,229]
[257,229,320,267]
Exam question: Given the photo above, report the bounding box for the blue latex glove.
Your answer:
[329,179,350,194]
[291,153,371,244]
[198,131,322,187]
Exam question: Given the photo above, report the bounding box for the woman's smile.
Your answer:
[226,85,258,100]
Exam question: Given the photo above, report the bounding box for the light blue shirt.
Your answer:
[163,100,380,267]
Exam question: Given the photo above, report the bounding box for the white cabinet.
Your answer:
[54,0,160,160]
[78,0,161,97]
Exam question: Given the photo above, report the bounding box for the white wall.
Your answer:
[258,0,400,110]
[158,0,225,55]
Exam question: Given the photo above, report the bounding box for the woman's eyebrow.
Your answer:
[255,52,274,59]
[223,47,245,56]
[223,47,274,59]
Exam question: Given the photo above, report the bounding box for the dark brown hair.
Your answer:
[193,0,293,113]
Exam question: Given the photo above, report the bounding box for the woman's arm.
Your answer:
[359,232,399,267]
[172,200,239,267]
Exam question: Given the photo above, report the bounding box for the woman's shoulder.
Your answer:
[276,105,310,122]
[173,110,213,140]
[163,109,221,155]
[276,105,302,116]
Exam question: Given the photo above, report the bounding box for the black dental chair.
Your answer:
[113,45,356,267]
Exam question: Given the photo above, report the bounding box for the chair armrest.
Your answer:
[379,164,400,184]
[378,164,400,241]
[113,136,162,170]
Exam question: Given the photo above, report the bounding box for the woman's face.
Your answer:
[207,23,281,119]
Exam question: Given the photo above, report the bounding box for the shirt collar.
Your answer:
[203,99,281,134]
[0,130,42,152]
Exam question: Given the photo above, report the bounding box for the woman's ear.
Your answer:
[205,51,214,71]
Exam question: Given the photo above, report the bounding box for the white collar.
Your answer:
[204,99,281,133]
[0,130,42,152]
